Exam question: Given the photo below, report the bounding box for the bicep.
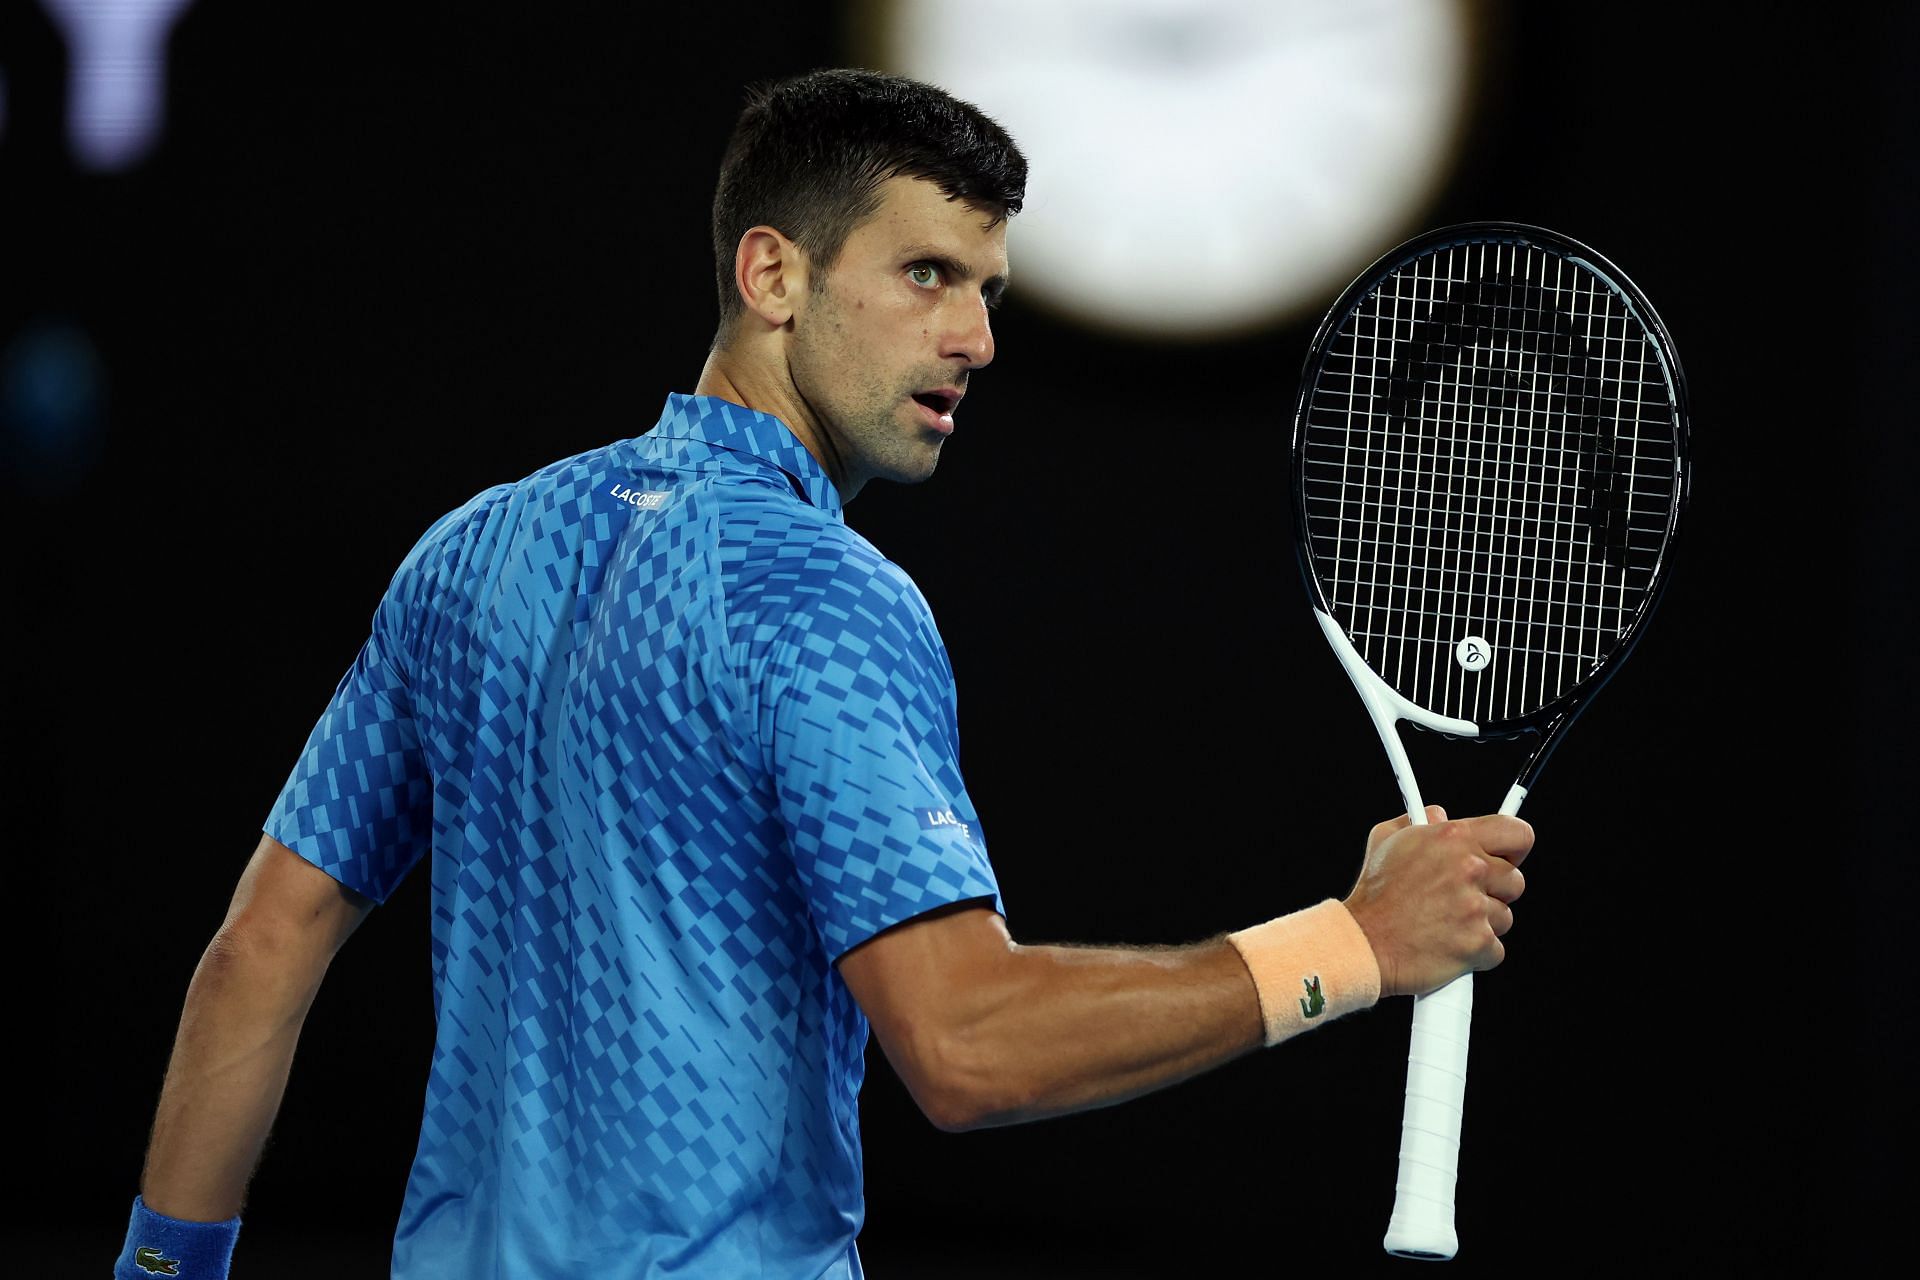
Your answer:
[220,832,376,962]
[835,901,1010,1125]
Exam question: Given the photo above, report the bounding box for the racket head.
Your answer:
[1290,222,1690,758]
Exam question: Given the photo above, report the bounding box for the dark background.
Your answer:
[4,1,1910,1274]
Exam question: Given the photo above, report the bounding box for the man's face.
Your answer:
[786,176,1009,497]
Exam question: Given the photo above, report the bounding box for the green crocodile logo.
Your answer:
[1299,975,1326,1020]
[133,1245,182,1275]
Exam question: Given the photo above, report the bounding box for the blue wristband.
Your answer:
[114,1195,241,1279]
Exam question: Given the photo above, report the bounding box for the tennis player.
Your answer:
[114,68,1532,1279]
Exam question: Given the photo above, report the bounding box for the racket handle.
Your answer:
[1381,783,1527,1259]
[1383,974,1473,1259]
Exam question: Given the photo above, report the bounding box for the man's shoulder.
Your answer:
[426,434,746,543]
[417,440,617,540]
[722,508,933,640]
[389,439,641,596]
[397,478,517,576]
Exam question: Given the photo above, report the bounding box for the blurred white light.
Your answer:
[877,0,1473,339]
[39,0,196,172]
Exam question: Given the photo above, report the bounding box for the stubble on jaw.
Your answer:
[789,276,945,495]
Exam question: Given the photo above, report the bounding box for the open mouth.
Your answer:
[911,391,957,415]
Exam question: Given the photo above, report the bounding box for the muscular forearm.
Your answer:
[138,930,321,1220]
[929,936,1265,1130]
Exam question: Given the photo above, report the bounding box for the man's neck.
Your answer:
[693,348,858,500]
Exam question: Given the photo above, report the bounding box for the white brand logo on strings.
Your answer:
[1455,635,1491,672]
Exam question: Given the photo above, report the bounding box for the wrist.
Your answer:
[1340,892,1401,998]
[1226,899,1382,1047]
[115,1195,241,1280]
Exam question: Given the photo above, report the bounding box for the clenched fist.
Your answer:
[1342,806,1534,998]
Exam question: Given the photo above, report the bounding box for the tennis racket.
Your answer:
[1288,223,1690,1259]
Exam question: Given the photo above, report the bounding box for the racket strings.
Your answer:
[1302,241,1680,726]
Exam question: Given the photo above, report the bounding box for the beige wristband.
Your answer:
[1226,899,1382,1047]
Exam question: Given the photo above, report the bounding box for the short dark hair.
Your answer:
[709,68,1027,340]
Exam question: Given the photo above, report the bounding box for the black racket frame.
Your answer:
[1287,221,1693,792]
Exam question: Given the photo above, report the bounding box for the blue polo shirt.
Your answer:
[264,393,1004,1278]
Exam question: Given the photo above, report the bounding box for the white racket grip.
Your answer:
[1382,782,1527,1260]
[1383,975,1473,1258]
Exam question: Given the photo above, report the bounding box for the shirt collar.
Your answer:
[651,393,844,520]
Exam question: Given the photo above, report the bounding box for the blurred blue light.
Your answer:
[1,320,109,496]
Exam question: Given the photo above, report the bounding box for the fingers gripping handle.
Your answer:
[1382,783,1527,1261]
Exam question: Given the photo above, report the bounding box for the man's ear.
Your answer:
[734,226,808,329]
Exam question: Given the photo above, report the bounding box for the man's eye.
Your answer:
[908,263,941,288]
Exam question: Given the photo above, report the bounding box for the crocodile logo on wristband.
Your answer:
[133,1245,182,1275]
[1299,974,1326,1019]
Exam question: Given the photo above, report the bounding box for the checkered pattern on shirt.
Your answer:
[264,394,1001,1279]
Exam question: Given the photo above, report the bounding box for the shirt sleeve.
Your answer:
[261,514,456,904]
[758,546,1003,963]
